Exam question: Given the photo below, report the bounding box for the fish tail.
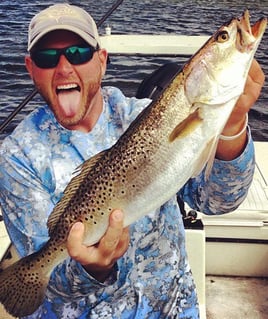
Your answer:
[0,250,52,317]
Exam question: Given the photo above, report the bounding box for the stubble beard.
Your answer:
[35,81,101,129]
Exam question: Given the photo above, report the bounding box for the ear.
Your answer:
[25,55,34,79]
[97,49,108,78]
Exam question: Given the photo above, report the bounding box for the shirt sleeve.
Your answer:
[0,135,52,256]
[180,129,255,215]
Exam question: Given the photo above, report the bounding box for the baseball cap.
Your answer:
[28,4,101,51]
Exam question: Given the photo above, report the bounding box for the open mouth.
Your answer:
[241,10,267,38]
[55,83,82,118]
[237,10,267,52]
[56,83,81,94]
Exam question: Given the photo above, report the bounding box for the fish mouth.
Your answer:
[236,10,267,52]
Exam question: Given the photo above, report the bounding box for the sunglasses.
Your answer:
[30,44,99,69]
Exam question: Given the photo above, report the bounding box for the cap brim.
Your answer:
[28,25,99,51]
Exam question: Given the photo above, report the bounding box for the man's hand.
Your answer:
[216,59,265,160]
[67,209,130,282]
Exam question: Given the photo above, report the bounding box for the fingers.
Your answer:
[235,59,265,114]
[96,210,129,267]
[67,222,89,263]
[248,59,265,87]
[66,209,130,279]
[225,59,265,131]
[99,210,126,253]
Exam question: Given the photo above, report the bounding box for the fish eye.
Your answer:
[216,30,230,43]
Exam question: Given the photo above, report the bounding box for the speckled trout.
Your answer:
[0,10,266,317]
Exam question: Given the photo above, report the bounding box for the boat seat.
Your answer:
[136,62,181,101]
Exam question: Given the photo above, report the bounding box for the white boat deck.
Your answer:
[100,34,209,55]
[202,141,268,278]
[0,221,10,264]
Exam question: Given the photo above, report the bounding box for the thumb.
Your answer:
[67,222,85,257]
[69,222,85,240]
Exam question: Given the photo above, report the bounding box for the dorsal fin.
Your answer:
[47,150,107,235]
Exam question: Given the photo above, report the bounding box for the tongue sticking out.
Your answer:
[57,90,81,117]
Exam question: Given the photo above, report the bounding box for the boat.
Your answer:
[0,31,267,319]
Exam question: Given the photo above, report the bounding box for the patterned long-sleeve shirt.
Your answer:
[0,86,255,318]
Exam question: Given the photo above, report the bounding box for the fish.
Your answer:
[0,10,266,317]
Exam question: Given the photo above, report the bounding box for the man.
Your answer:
[0,3,264,318]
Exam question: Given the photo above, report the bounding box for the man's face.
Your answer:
[25,30,107,131]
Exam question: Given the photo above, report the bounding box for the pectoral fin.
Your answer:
[169,108,203,142]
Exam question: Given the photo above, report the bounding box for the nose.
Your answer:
[55,54,74,75]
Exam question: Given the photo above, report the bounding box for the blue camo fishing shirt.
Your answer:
[0,86,255,319]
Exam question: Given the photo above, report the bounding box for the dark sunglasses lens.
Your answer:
[31,46,96,68]
[65,46,94,65]
[32,49,59,68]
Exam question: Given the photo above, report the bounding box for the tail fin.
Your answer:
[0,251,50,317]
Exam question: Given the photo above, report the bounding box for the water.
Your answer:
[0,0,267,140]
